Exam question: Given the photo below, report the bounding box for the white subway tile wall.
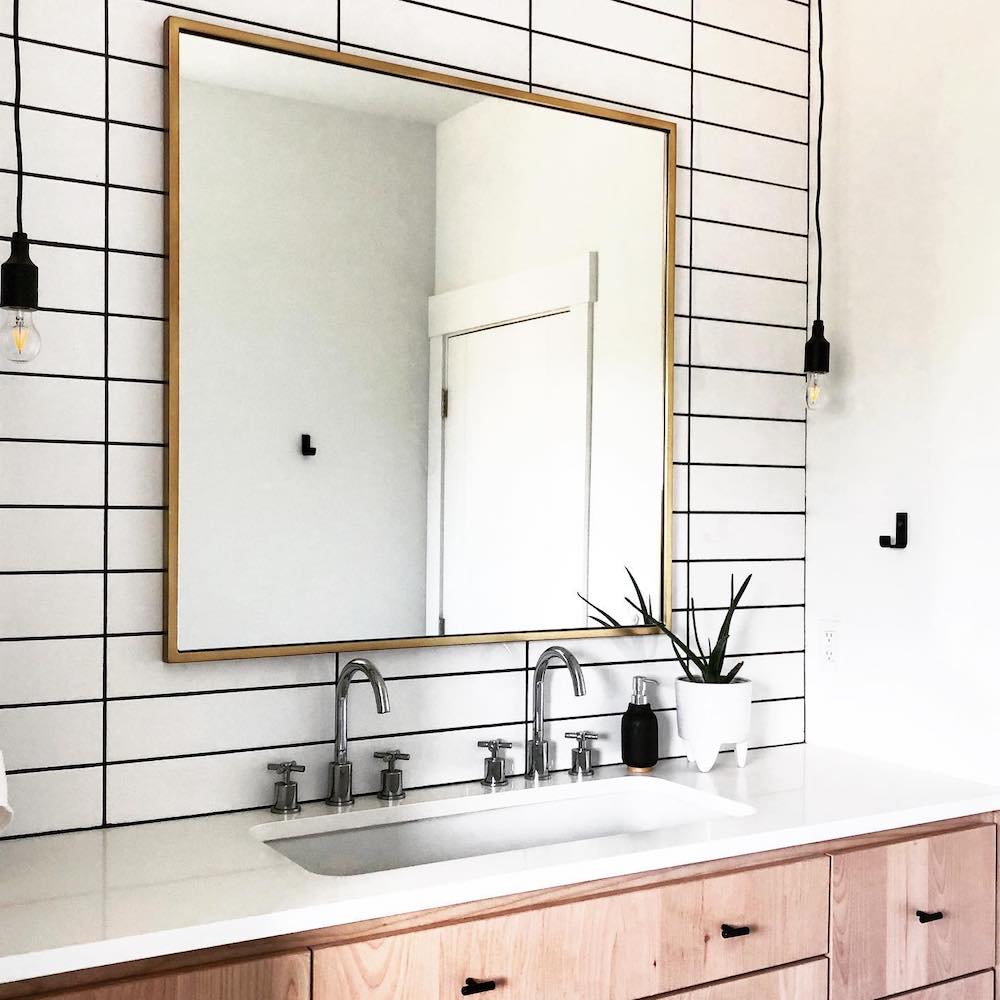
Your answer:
[0,0,810,838]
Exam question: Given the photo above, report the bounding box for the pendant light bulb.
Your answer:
[1,306,40,362]
[805,371,825,411]
[804,319,830,412]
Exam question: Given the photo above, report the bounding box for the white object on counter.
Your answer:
[1,745,999,986]
[0,752,11,832]
[675,677,752,773]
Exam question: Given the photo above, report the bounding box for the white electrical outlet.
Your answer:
[821,621,838,666]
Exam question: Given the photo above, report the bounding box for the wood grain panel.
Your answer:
[830,825,997,1000]
[661,958,827,1000]
[47,953,309,1000]
[894,971,994,1000]
[315,856,829,1000]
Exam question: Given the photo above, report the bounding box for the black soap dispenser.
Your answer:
[622,676,659,773]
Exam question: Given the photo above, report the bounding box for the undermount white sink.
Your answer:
[253,775,754,879]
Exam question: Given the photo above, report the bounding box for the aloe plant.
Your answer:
[580,569,752,684]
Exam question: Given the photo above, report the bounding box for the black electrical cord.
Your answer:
[814,0,824,324]
[13,0,23,233]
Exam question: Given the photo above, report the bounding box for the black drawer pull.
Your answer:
[461,979,497,996]
[916,910,944,924]
[721,923,751,939]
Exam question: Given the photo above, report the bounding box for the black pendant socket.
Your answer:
[1,231,38,311]
[804,318,830,374]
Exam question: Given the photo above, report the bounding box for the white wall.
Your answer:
[806,0,1000,782]
[178,81,435,649]
[0,0,810,838]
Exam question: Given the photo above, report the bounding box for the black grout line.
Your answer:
[101,0,111,830]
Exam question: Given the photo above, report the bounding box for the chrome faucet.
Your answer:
[327,657,390,807]
[525,646,586,781]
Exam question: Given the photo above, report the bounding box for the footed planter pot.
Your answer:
[675,678,752,773]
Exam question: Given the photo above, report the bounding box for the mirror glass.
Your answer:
[172,29,674,656]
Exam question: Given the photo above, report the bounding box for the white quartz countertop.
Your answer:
[2,744,1000,986]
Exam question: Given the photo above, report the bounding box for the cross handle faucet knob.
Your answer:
[268,760,306,782]
[565,731,599,749]
[477,739,514,759]
[373,750,410,770]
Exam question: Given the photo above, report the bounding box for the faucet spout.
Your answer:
[526,646,586,781]
[328,658,389,807]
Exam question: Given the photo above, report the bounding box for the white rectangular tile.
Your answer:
[0,637,103,705]
[0,106,105,184]
[108,380,163,443]
[690,319,804,374]
[108,251,163,318]
[1,767,103,837]
[690,367,805,420]
[695,23,808,96]
[348,642,524,678]
[690,415,805,465]
[341,0,529,81]
[0,313,104,378]
[15,0,106,52]
[530,632,680,667]
[432,0,529,25]
[694,123,808,188]
[694,0,808,49]
[109,59,164,128]
[689,465,804,512]
[109,188,164,255]
[689,513,805,560]
[693,219,807,281]
[692,269,807,327]
[109,122,164,191]
[348,672,525,736]
[0,174,104,248]
[737,653,804,700]
[347,722,526,794]
[107,508,162,570]
[0,573,103,638]
[532,34,689,116]
[533,0,690,67]
[35,245,105,313]
[107,684,335,761]
[689,605,804,656]
[0,442,104,505]
[0,38,105,118]
[695,73,808,143]
[108,317,164,381]
[0,508,103,571]
[108,0,339,65]
[0,372,104,441]
[693,170,808,235]
[107,634,335,697]
[688,560,803,610]
[0,702,103,769]
[107,444,163,506]
[106,571,162,634]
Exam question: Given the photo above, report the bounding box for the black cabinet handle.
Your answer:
[916,910,944,924]
[461,978,497,996]
[721,923,751,939]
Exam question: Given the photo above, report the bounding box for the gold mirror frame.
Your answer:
[163,17,677,662]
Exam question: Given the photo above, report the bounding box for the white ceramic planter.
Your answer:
[675,678,752,774]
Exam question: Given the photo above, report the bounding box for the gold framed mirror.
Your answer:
[164,17,677,662]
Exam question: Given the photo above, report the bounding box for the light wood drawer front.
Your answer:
[314,857,830,1000]
[891,971,994,1000]
[658,957,828,1000]
[545,855,830,997]
[830,825,997,1000]
[48,953,310,1000]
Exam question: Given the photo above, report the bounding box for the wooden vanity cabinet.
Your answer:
[312,856,830,999]
[44,953,310,1000]
[829,826,997,1000]
[11,816,1000,1000]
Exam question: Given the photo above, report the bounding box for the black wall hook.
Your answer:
[301,434,317,457]
[879,512,908,549]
